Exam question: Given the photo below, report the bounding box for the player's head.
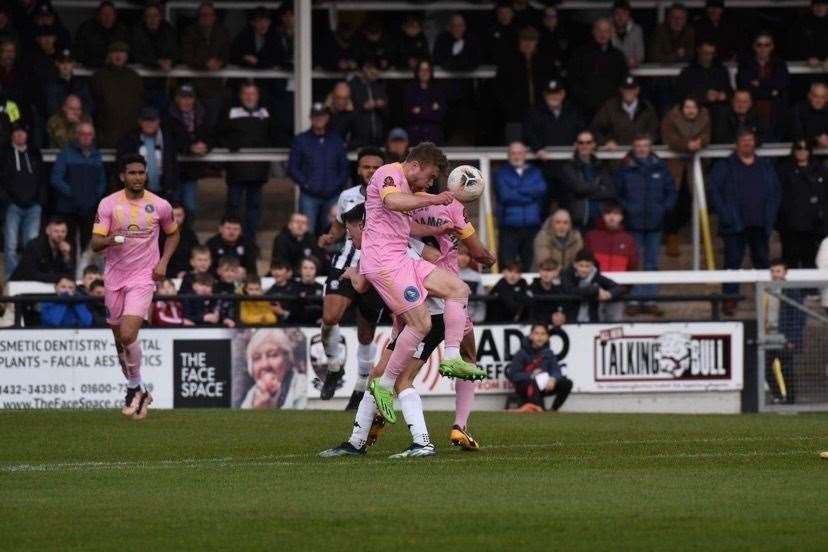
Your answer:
[192,272,215,294]
[770,258,787,282]
[244,274,263,296]
[341,203,366,249]
[357,147,384,185]
[270,260,292,283]
[574,249,597,278]
[219,215,243,242]
[118,153,147,193]
[528,323,551,349]
[217,255,241,283]
[82,264,102,289]
[300,256,319,283]
[190,245,211,273]
[404,142,448,191]
[502,261,523,285]
[54,274,76,295]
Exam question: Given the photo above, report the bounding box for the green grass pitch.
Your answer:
[1,410,827,551]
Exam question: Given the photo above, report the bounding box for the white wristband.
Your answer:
[114,235,125,244]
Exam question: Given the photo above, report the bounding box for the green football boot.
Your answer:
[368,378,396,424]
[438,357,487,381]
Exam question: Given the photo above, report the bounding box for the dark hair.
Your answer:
[601,199,624,214]
[245,274,262,286]
[575,249,596,264]
[681,95,701,110]
[89,278,105,292]
[612,0,632,12]
[668,2,687,14]
[117,153,146,173]
[503,261,523,273]
[790,139,813,157]
[413,58,433,81]
[769,257,787,268]
[518,26,539,42]
[220,214,243,226]
[530,323,551,335]
[270,259,292,271]
[341,202,365,224]
[538,259,560,270]
[82,264,101,276]
[191,244,210,258]
[170,201,187,214]
[217,255,240,269]
[632,132,653,143]
[405,142,449,178]
[46,215,68,227]
[194,272,215,287]
[357,147,385,164]
[55,274,75,285]
[735,127,756,141]
[301,256,320,271]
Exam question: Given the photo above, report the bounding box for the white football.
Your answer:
[447,165,485,203]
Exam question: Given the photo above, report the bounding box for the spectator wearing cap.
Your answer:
[324,81,357,149]
[403,59,447,146]
[47,94,92,149]
[567,18,628,117]
[610,1,645,68]
[396,16,429,70]
[384,127,409,162]
[89,41,143,147]
[675,40,733,119]
[484,2,517,66]
[650,3,695,63]
[791,82,828,146]
[116,106,180,198]
[130,2,179,107]
[736,32,789,140]
[799,0,828,69]
[166,83,213,219]
[353,20,393,70]
[537,6,569,70]
[433,13,481,71]
[694,0,743,61]
[712,89,765,144]
[288,102,349,235]
[524,80,585,159]
[591,76,659,149]
[221,81,279,238]
[0,122,46,278]
[348,57,388,147]
[495,141,547,269]
[181,1,231,129]
[45,49,93,118]
[559,130,616,231]
[73,1,129,68]
[232,7,280,70]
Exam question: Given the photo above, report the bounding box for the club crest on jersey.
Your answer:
[403,286,420,302]
[383,176,395,188]
[329,280,340,290]
[145,204,155,213]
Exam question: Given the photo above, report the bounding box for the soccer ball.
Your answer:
[447,165,485,203]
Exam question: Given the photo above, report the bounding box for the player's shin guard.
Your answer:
[125,340,143,388]
[355,342,377,392]
[378,327,425,389]
[454,379,476,428]
[348,393,378,449]
[321,323,343,371]
[443,298,469,359]
[398,388,430,446]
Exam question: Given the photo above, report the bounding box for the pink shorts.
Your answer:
[105,283,155,325]
[364,257,436,316]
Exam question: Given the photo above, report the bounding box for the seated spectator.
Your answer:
[567,18,627,117]
[694,0,742,61]
[709,129,780,313]
[533,208,583,271]
[315,21,358,72]
[325,81,357,148]
[433,13,481,71]
[77,264,102,295]
[495,141,547,269]
[524,80,584,157]
[47,94,92,149]
[736,32,789,139]
[776,140,828,269]
[295,257,323,325]
[592,76,659,149]
[528,259,567,326]
[41,275,93,328]
[231,7,279,69]
[166,83,212,219]
[675,41,732,118]
[798,0,828,69]
[487,261,530,322]
[458,247,486,323]
[179,244,212,295]
[206,215,258,275]
[611,1,644,68]
[791,82,828,146]
[130,1,178,71]
[395,15,429,70]
[266,260,298,324]
[87,278,108,327]
[505,323,573,412]
[12,216,75,282]
[537,6,569,70]
[483,2,517,65]
[712,89,765,144]
[152,278,184,326]
[559,130,615,231]
[404,59,446,146]
[614,134,676,315]
[215,256,242,328]
[384,127,410,162]
[116,106,179,198]
[272,212,325,272]
[288,103,349,235]
[348,58,388,147]
[183,272,219,326]
[353,20,393,70]
[73,1,129,68]
[650,2,694,63]
[160,202,198,278]
[561,249,623,323]
[1,122,45,278]
[89,42,143,147]
[239,274,277,326]
[45,50,94,119]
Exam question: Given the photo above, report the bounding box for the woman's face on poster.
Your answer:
[251,339,289,395]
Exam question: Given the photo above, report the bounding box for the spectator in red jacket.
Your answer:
[152,278,184,326]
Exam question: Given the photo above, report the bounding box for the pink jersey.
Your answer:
[410,199,475,276]
[92,190,177,290]
[360,162,413,274]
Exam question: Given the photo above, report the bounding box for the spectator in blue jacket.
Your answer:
[494,141,547,269]
[505,323,572,412]
[288,102,349,235]
[50,121,107,256]
[41,275,93,328]
[709,128,781,310]
[614,134,677,314]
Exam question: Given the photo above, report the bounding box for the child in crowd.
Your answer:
[561,249,623,323]
[180,245,213,295]
[458,247,486,323]
[487,261,530,322]
[295,256,323,325]
[528,259,567,326]
[153,278,184,326]
[183,272,219,326]
[240,275,278,326]
[87,278,108,327]
[41,275,93,328]
[77,265,102,295]
[267,260,297,324]
[216,256,243,327]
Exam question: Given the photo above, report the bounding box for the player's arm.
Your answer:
[421,244,441,263]
[383,189,453,212]
[90,201,121,252]
[410,221,453,237]
[90,233,122,252]
[154,203,181,280]
[461,231,496,268]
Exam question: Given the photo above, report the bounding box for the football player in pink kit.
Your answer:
[90,154,180,419]
[360,143,486,431]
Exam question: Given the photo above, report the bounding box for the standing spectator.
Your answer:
[591,76,659,149]
[166,83,212,219]
[505,323,573,412]
[610,0,645,68]
[736,32,789,139]
[484,2,517,65]
[231,7,280,70]
[271,212,325,271]
[395,15,429,70]
[206,215,258,276]
[559,130,615,230]
[487,261,530,323]
[650,2,694,63]
[776,140,828,269]
[567,18,628,117]
[675,41,733,119]
[458,247,486,323]
[614,134,677,315]
[11,217,75,282]
[40,275,92,328]
[152,278,184,327]
[791,82,828,146]
[348,58,387,147]
[352,20,393,70]
[180,1,231,129]
[712,89,765,144]
[73,1,128,68]
[161,202,199,278]
[47,94,92,149]
[433,13,481,71]
[660,96,711,256]
[709,129,781,311]
[221,82,276,239]
[88,42,143,147]
[50,122,106,255]
[295,257,324,325]
[532,208,583,271]
[694,0,742,61]
[537,6,569,69]
[288,103,349,235]
[494,141,547,269]
[130,1,179,110]
[384,127,409,162]
[524,80,584,156]
[116,106,179,198]
[528,259,566,326]
[798,0,828,68]
[403,59,446,146]
[1,123,45,278]
[325,81,357,149]
[763,259,806,404]
[561,249,623,323]
[44,49,93,118]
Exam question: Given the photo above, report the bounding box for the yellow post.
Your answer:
[771,357,787,400]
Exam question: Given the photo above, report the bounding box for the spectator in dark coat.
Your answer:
[29,26,59,100]
[736,33,789,140]
[395,15,429,70]
[764,259,807,404]
[591,76,659,148]
[315,22,358,72]
[266,260,298,324]
[511,0,542,30]
[130,2,178,110]
[0,38,33,105]
[205,215,258,275]
[693,0,742,61]
[1,123,45,278]
[220,82,277,239]
[505,323,572,412]
[24,3,71,52]
[0,5,15,45]
[649,3,694,63]
[528,259,567,326]
[160,202,199,278]
[288,103,349,235]
[348,58,388,147]
[559,130,615,230]
[433,13,481,71]
[88,42,143,147]
[231,7,280,69]
[45,49,93,118]
[116,106,179,198]
[560,249,624,323]
[41,275,93,328]
[487,261,530,323]
[675,41,732,117]
[776,140,828,269]
[352,20,393,70]
[483,2,517,65]
[524,80,584,156]
[11,217,75,282]
[712,89,766,144]
[494,141,547,269]
[271,213,326,272]
[403,59,446,146]
[709,129,781,304]
[73,1,129,68]
[791,82,828,146]
[294,257,324,325]
[797,0,828,67]
[567,18,628,117]
[325,81,358,149]
[537,6,570,70]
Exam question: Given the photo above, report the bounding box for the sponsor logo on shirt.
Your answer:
[403,286,420,302]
